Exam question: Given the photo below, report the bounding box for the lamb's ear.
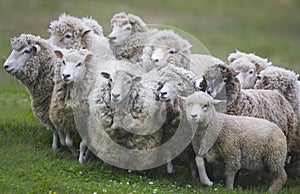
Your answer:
[228,53,237,63]
[85,54,93,62]
[177,95,187,101]
[54,50,63,59]
[212,99,226,105]
[101,72,110,79]
[82,29,92,38]
[32,45,41,55]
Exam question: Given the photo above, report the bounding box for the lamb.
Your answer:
[108,12,158,62]
[200,64,300,175]
[48,13,111,56]
[141,29,223,75]
[3,34,64,150]
[228,50,272,89]
[184,91,287,193]
[49,48,95,161]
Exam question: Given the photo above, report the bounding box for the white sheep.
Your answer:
[108,12,158,62]
[48,13,111,56]
[141,29,223,77]
[200,64,300,175]
[184,91,287,193]
[228,50,272,89]
[49,48,95,160]
[3,34,65,150]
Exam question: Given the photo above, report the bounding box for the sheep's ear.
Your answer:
[82,29,92,38]
[85,54,93,62]
[228,53,237,63]
[54,50,63,59]
[101,72,110,79]
[233,71,240,77]
[177,95,187,101]
[32,45,41,55]
[212,99,226,105]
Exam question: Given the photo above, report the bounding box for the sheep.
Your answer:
[141,29,223,76]
[48,13,111,56]
[200,64,300,175]
[228,50,272,89]
[184,91,287,193]
[254,66,300,119]
[108,12,158,62]
[3,34,65,150]
[49,48,95,161]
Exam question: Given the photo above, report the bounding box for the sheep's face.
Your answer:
[150,46,179,68]
[108,22,132,45]
[54,50,93,84]
[203,70,227,99]
[159,79,191,101]
[4,43,40,76]
[230,58,257,89]
[185,92,213,124]
[101,71,141,104]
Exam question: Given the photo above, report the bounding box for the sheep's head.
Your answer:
[228,50,271,89]
[255,66,299,96]
[54,49,93,84]
[108,12,147,45]
[146,30,191,69]
[202,64,239,99]
[101,70,142,104]
[48,13,94,49]
[158,65,196,101]
[185,91,219,125]
[4,34,44,79]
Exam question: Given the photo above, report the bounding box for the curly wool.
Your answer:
[9,34,60,147]
[142,29,192,70]
[254,66,300,119]
[202,64,298,154]
[109,12,157,62]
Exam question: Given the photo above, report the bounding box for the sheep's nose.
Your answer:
[152,58,159,63]
[3,65,9,69]
[111,93,120,98]
[63,74,71,79]
[207,89,211,95]
[108,36,116,41]
[191,114,198,118]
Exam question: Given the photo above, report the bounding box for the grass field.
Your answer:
[0,0,300,193]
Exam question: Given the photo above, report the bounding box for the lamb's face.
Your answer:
[159,79,191,101]
[185,92,212,124]
[150,46,179,68]
[4,42,40,76]
[54,50,92,84]
[101,71,141,104]
[108,21,132,45]
[230,58,257,89]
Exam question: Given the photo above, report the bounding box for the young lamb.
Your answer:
[228,50,272,89]
[3,34,64,150]
[200,64,299,174]
[184,91,287,193]
[48,13,111,56]
[49,48,95,160]
[108,12,158,62]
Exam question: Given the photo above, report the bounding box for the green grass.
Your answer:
[0,0,300,193]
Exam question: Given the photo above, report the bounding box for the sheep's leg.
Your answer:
[225,164,239,189]
[268,168,287,193]
[195,156,213,186]
[51,130,58,150]
[56,128,66,146]
[167,162,175,174]
[79,141,90,163]
[188,146,198,178]
[65,130,78,158]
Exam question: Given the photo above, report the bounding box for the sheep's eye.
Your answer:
[126,80,132,84]
[223,78,228,83]
[203,104,208,110]
[76,62,82,67]
[65,34,72,39]
[125,27,131,30]
[109,78,113,82]
[24,49,31,54]
[169,50,176,54]
[177,82,183,86]
[249,70,254,74]
[62,60,66,65]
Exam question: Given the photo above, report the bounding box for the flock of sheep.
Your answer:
[3,12,300,192]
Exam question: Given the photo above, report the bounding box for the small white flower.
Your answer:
[214,188,218,191]
[149,181,154,185]
[93,192,97,194]
[187,184,192,188]
[127,182,130,185]
[102,189,107,193]
[153,188,158,193]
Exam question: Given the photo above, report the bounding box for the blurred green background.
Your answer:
[0,1,300,192]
